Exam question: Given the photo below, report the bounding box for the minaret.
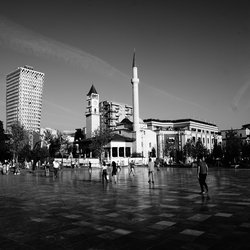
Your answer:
[85,84,100,139]
[131,51,141,154]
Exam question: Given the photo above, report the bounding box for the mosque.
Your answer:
[82,52,220,165]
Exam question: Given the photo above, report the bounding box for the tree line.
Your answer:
[0,120,113,166]
[1,120,249,166]
[164,130,250,166]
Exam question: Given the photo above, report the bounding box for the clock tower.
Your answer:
[86,84,100,138]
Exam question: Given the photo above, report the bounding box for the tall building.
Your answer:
[6,65,45,133]
[99,101,133,130]
[85,84,100,138]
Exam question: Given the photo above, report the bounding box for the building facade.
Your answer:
[6,65,44,133]
[221,124,250,147]
[99,101,133,130]
[144,119,220,159]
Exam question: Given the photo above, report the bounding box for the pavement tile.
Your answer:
[215,212,233,217]
[188,214,212,221]
[106,212,120,217]
[113,228,132,235]
[1,167,250,249]
[240,223,250,228]
[158,213,175,218]
[180,229,205,236]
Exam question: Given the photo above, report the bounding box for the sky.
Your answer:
[0,0,250,131]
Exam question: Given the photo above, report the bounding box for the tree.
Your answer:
[57,131,69,161]
[164,138,175,157]
[9,122,29,162]
[212,141,223,159]
[89,128,113,163]
[32,145,49,164]
[19,144,32,162]
[42,129,69,161]
[242,141,250,160]
[183,139,194,158]
[224,129,242,164]
[0,121,7,162]
[183,138,207,162]
[195,138,208,159]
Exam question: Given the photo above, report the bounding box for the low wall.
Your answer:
[54,158,100,167]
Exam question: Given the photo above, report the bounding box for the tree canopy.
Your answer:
[89,128,113,162]
[10,122,29,162]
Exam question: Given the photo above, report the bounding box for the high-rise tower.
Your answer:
[6,65,45,133]
[131,51,141,154]
[85,84,100,138]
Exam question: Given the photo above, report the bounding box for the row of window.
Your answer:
[105,147,131,157]
[192,136,214,144]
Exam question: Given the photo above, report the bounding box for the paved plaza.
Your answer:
[0,166,250,250]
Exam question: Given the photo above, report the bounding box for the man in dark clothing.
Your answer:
[197,158,208,194]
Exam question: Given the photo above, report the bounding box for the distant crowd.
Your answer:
[0,157,209,195]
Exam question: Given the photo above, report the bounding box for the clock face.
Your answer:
[93,100,97,105]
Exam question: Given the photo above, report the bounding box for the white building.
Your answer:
[6,65,44,133]
[144,118,221,159]
[84,52,157,163]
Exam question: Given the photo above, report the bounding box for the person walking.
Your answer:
[148,158,155,184]
[197,157,209,194]
[155,158,160,171]
[45,161,50,177]
[53,159,60,179]
[129,160,135,176]
[2,160,7,175]
[111,161,118,184]
[88,161,92,174]
[101,161,108,183]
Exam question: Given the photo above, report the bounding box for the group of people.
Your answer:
[42,159,61,179]
[100,158,158,185]
[100,157,209,195]
[148,156,208,194]
[101,161,122,183]
[1,156,209,194]
[0,160,21,175]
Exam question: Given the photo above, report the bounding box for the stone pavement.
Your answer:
[0,166,250,250]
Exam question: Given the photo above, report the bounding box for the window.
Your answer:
[119,147,124,157]
[112,147,118,157]
[149,142,151,148]
[126,147,131,157]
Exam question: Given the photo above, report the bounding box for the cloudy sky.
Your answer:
[0,0,250,131]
